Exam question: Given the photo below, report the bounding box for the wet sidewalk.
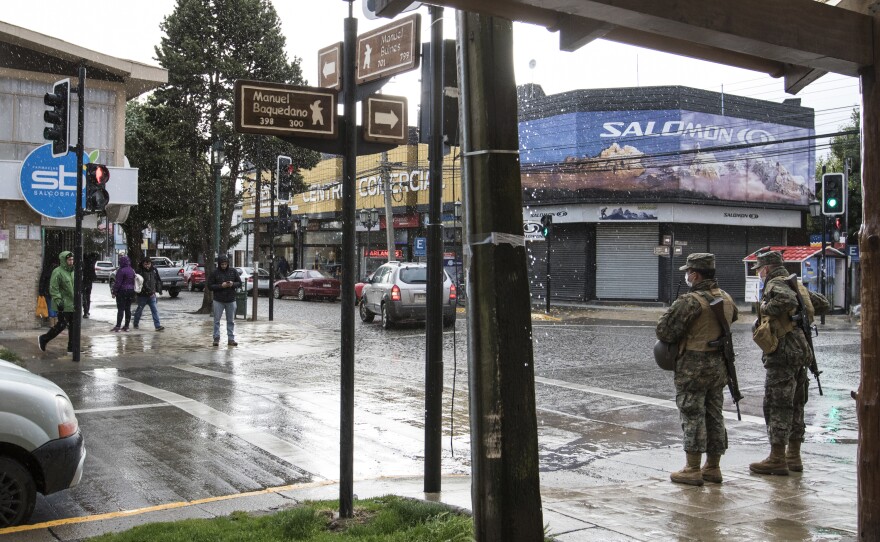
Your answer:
[0,298,860,541]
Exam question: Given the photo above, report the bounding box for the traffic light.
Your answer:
[277,155,293,200]
[85,163,110,213]
[540,215,553,238]
[278,204,292,233]
[43,79,70,157]
[822,173,844,216]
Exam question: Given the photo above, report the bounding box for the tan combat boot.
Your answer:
[701,454,722,483]
[671,452,704,486]
[749,444,789,475]
[786,440,803,472]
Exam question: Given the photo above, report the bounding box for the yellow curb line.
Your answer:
[0,479,336,535]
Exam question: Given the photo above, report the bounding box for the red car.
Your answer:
[187,265,206,291]
[273,269,340,301]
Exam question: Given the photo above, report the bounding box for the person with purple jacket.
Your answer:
[111,256,136,331]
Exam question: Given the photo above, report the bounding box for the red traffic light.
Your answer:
[87,164,110,185]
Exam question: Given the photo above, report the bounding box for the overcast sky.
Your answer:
[2,0,862,159]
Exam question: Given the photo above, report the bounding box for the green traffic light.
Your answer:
[827,198,838,208]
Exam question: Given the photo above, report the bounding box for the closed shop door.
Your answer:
[527,224,589,302]
[710,226,784,301]
[596,223,659,300]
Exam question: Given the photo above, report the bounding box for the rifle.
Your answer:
[707,298,743,420]
[785,274,823,396]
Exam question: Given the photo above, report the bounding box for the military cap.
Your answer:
[751,250,783,270]
[678,252,715,271]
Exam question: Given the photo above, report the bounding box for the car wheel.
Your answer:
[169,290,180,298]
[0,456,36,527]
[297,287,306,301]
[273,286,282,299]
[381,303,394,329]
[359,298,375,322]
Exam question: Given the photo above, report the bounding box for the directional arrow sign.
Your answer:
[318,42,341,90]
[234,79,337,139]
[356,13,420,85]
[363,94,408,144]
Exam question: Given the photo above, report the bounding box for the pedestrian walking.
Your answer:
[132,258,165,331]
[277,255,290,277]
[38,257,58,328]
[111,255,136,332]
[749,250,829,476]
[37,251,76,355]
[656,253,738,486]
[82,252,98,318]
[207,254,241,346]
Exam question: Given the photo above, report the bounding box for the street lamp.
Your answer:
[212,139,225,258]
[359,208,380,273]
[299,215,309,269]
[242,221,253,267]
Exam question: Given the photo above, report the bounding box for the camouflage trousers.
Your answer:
[674,351,729,455]
[762,334,810,445]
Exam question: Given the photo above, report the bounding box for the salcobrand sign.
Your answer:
[234,80,337,139]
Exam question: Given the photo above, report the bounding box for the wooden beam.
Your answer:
[558,17,614,51]
[422,0,873,76]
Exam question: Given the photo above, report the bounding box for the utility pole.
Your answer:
[457,11,543,540]
[71,64,86,363]
[424,4,445,494]
[857,39,880,537]
[269,168,275,321]
[382,151,395,260]
[252,141,261,321]
[844,156,852,314]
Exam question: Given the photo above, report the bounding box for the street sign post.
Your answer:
[356,13,421,84]
[233,80,337,139]
[362,94,408,144]
[318,42,342,90]
[654,245,670,256]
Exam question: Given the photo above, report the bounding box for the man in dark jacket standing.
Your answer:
[656,253,738,486]
[207,254,241,346]
[133,259,165,331]
[82,252,98,318]
[38,251,75,354]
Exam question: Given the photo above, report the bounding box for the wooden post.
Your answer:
[857,14,880,538]
[458,12,544,541]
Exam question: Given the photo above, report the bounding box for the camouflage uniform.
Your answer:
[656,258,738,456]
[758,266,829,446]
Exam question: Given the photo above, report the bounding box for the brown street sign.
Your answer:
[356,13,421,84]
[318,42,342,90]
[234,79,337,139]
[363,94,408,144]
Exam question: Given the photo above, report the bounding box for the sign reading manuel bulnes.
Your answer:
[234,79,337,139]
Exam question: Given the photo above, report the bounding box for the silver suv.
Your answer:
[0,359,85,526]
[359,261,457,329]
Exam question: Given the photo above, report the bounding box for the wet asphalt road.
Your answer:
[6,283,862,537]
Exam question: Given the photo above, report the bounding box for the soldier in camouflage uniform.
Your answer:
[749,250,829,475]
[656,253,738,486]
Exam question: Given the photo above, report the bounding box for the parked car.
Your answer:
[182,262,201,282]
[235,267,271,295]
[93,261,116,282]
[187,265,206,291]
[359,261,456,329]
[110,259,184,297]
[0,359,86,527]
[355,272,374,305]
[273,269,340,301]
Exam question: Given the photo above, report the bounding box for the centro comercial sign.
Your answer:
[301,169,434,203]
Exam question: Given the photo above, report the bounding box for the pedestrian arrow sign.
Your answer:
[318,42,342,91]
[363,94,408,144]
[233,79,337,140]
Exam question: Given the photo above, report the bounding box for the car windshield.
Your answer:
[399,267,427,284]
[307,270,333,279]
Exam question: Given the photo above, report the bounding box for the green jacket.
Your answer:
[49,250,75,313]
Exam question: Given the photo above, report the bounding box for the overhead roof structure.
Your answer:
[0,20,167,98]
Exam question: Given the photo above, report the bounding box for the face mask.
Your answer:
[684,272,693,287]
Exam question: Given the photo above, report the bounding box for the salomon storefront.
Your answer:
[520,85,813,302]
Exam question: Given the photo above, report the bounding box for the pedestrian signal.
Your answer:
[86,163,110,213]
[822,173,844,216]
[43,79,70,157]
[540,215,553,238]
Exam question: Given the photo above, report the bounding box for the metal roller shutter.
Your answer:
[596,224,659,300]
[527,224,589,302]
[708,226,749,301]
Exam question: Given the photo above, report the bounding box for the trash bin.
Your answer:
[235,287,247,319]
